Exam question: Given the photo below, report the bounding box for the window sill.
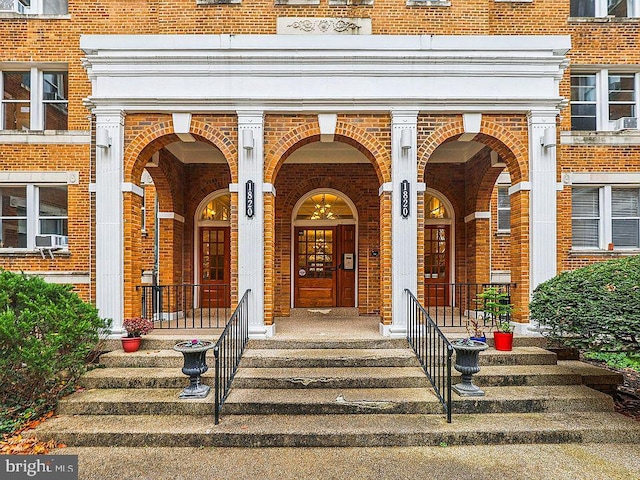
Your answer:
[0,13,70,20]
[495,231,511,237]
[568,16,640,24]
[0,130,90,144]
[561,130,640,146]
[0,249,71,257]
[570,249,640,256]
[406,0,450,6]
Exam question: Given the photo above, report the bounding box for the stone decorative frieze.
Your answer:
[277,17,372,35]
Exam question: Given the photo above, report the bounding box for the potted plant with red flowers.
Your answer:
[122,317,154,353]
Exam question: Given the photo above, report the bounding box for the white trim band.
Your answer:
[23,271,90,284]
[562,172,640,185]
[464,211,491,223]
[509,181,531,195]
[263,183,276,195]
[0,171,79,184]
[379,182,393,195]
[158,212,186,223]
[122,182,144,197]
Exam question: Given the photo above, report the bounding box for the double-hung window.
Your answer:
[0,184,68,250]
[571,0,640,17]
[1,68,68,130]
[570,70,639,131]
[497,187,511,232]
[572,186,640,250]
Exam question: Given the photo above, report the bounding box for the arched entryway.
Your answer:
[194,190,231,308]
[291,189,358,308]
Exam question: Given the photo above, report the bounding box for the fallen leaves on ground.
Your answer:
[0,411,66,455]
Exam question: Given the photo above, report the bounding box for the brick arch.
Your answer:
[265,121,391,185]
[417,118,527,183]
[123,119,238,184]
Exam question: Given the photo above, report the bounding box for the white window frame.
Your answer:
[572,185,640,251]
[571,70,640,131]
[571,0,640,17]
[0,66,67,131]
[496,186,511,233]
[0,183,68,251]
[3,0,68,15]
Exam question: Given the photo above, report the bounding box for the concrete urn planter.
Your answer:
[452,339,489,397]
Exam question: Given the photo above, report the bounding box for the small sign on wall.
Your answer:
[246,180,255,218]
[401,180,410,219]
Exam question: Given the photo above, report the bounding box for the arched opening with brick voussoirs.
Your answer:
[269,134,389,324]
[121,121,235,323]
[419,117,529,323]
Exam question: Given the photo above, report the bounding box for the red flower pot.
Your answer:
[493,332,513,351]
[121,336,142,353]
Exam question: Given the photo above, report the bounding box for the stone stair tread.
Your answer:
[82,367,214,379]
[243,348,416,360]
[33,412,640,447]
[248,339,409,349]
[236,366,426,379]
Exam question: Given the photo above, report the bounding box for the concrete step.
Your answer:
[248,338,408,350]
[79,367,212,389]
[233,367,430,389]
[288,308,361,318]
[98,346,557,369]
[446,333,549,348]
[103,334,222,352]
[57,385,613,417]
[240,349,420,368]
[33,412,640,447]
[224,385,613,416]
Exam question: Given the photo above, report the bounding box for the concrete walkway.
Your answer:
[54,443,640,480]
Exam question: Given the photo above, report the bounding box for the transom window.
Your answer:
[296,193,353,221]
[200,193,231,221]
[425,194,449,219]
[570,71,639,131]
[572,186,640,249]
[0,184,68,249]
[1,68,68,131]
[570,0,640,17]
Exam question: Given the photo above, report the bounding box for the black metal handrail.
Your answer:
[406,289,453,423]
[424,282,514,329]
[214,289,250,425]
[139,283,231,329]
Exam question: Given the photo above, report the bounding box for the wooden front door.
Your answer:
[200,226,230,308]
[424,225,450,306]
[294,225,356,308]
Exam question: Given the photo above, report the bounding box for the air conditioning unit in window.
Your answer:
[0,0,30,13]
[35,234,68,250]
[614,117,638,131]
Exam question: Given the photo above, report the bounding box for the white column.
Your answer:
[528,110,559,292]
[94,109,126,334]
[384,111,419,337]
[237,111,272,338]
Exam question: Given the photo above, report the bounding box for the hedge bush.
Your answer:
[529,255,640,355]
[0,270,109,433]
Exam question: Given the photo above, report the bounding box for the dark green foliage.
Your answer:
[0,270,109,434]
[584,352,640,371]
[529,256,640,355]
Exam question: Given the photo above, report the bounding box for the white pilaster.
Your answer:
[388,111,419,337]
[528,110,559,292]
[237,111,272,338]
[95,110,126,334]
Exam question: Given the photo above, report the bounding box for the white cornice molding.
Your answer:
[121,182,144,197]
[509,182,532,195]
[81,34,570,112]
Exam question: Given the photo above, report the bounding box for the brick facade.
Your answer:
[2,1,639,330]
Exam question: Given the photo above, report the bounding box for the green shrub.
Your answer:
[0,270,110,434]
[529,255,640,355]
[583,352,640,371]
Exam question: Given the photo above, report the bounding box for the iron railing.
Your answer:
[214,289,250,424]
[406,289,453,423]
[424,282,514,329]
[139,283,231,329]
